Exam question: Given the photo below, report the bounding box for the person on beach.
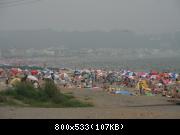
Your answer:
[139,79,144,95]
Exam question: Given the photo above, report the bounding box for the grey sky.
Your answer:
[0,0,180,33]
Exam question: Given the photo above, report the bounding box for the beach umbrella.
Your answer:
[83,69,91,74]
[82,71,91,77]
[106,73,118,82]
[31,70,38,75]
[168,73,176,79]
[137,72,146,76]
[74,70,81,75]
[164,73,169,78]
[130,72,136,76]
[150,71,158,75]
[49,71,54,74]
[162,79,170,85]
[44,75,52,79]
[17,68,22,72]
[97,72,103,77]
[54,74,60,80]
[121,72,127,76]
[42,68,50,73]
[83,73,90,79]
[0,68,4,75]
[125,72,136,76]
[27,75,38,81]
[175,73,179,79]
[60,73,69,80]
[150,75,157,79]
[63,73,70,81]
[11,68,19,75]
[129,76,135,79]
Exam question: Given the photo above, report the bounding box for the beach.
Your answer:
[0,88,179,119]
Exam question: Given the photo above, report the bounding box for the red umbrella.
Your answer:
[0,68,4,75]
[156,75,161,80]
[137,72,146,76]
[31,70,38,75]
[164,73,169,78]
[11,68,18,76]
[150,71,158,75]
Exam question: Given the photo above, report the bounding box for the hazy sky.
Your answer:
[0,0,180,33]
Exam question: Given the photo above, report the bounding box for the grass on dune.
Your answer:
[0,80,93,108]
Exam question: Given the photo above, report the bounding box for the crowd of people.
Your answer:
[0,66,180,98]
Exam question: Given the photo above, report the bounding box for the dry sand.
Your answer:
[0,88,180,119]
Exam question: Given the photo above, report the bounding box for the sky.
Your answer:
[0,0,180,34]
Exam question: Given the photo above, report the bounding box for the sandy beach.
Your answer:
[0,88,180,119]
